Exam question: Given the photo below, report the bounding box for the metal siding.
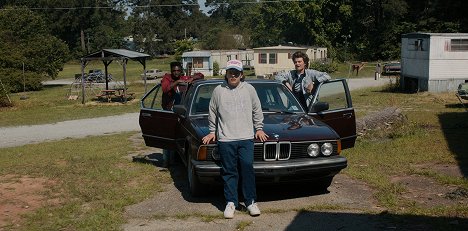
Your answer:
[401,33,468,92]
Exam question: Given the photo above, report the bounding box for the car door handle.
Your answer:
[343,112,353,118]
[141,112,152,117]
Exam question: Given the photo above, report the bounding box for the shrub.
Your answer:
[213,61,219,76]
[0,68,43,93]
[309,60,338,73]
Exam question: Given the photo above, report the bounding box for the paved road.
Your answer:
[1,77,391,148]
[0,113,140,148]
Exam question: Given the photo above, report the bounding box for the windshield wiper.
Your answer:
[263,108,296,114]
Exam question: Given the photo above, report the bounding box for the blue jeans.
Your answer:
[218,139,256,207]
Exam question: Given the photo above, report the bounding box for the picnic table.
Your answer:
[96,88,135,103]
[98,89,116,102]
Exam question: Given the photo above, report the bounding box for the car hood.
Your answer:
[191,113,339,142]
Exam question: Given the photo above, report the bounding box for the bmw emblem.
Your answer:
[273,134,280,139]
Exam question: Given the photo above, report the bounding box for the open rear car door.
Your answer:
[309,79,357,149]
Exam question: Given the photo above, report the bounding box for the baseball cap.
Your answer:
[226,60,243,72]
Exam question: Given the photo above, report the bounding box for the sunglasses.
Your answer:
[226,70,241,78]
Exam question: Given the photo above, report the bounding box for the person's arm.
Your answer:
[250,86,268,142]
[161,75,172,93]
[162,74,187,93]
[202,88,218,144]
[304,69,331,94]
[275,71,293,91]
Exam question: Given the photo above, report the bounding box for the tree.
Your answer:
[1,0,129,56]
[173,39,194,61]
[0,7,69,78]
[0,6,68,97]
[129,0,209,55]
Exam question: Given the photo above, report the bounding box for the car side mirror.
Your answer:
[309,102,329,113]
[173,105,187,118]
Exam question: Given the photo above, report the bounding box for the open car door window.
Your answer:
[309,79,356,149]
[139,83,180,150]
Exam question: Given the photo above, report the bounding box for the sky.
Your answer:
[198,0,211,15]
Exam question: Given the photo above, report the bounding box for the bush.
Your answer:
[0,68,43,93]
[0,85,13,107]
[213,61,219,76]
[309,60,338,73]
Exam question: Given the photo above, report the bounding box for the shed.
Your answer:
[253,45,328,78]
[80,49,150,104]
[401,32,468,92]
[181,51,213,76]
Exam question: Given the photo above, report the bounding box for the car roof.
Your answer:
[191,78,278,87]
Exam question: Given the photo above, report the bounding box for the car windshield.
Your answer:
[190,82,304,115]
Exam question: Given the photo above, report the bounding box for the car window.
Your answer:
[253,83,303,113]
[141,84,162,109]
[190,84,218,115]
[315,81,349,110]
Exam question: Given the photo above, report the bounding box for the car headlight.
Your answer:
[307,143,320,157]
[321,143,333,156]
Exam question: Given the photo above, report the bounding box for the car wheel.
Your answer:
[187,158,204,196]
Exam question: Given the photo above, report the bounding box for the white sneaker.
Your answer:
[247,202,261,216]
[224,202,236,219]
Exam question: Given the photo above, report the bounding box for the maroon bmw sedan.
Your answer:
[139,79,356,196]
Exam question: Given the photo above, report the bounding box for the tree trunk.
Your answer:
[81,29,86,53]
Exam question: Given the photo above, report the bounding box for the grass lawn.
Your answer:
[0,83,145,127]
[0,132,171,230]
[343,85,468,218]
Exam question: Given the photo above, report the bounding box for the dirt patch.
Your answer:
[414,163,466,178]
[0,175,59,229]
[391,174,467,208]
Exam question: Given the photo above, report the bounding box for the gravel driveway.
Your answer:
[0,113,140,148]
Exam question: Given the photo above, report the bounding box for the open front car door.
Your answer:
[309,79,357,149]
[139,84,180,150]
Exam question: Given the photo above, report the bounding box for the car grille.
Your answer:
[206,141,338,161]
[263,142,291,161]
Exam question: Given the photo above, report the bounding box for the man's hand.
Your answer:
[202,133,216,144]
[285,82,292,91]
[255,130,269,142]
[305,82,314,94]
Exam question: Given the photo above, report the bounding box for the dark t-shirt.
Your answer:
[292,73,308,109]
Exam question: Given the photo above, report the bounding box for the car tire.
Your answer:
[187,156,204,196]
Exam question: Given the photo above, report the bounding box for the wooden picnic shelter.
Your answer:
[79,49,151,104]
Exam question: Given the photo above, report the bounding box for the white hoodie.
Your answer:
[208,81,264,142]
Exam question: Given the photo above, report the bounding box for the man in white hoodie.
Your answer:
[202,60,268,219]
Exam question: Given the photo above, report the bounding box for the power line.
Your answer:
[0,0,310,11]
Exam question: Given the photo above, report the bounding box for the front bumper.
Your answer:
[193,155,347,184]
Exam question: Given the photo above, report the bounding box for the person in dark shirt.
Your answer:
[275,51,330,110]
